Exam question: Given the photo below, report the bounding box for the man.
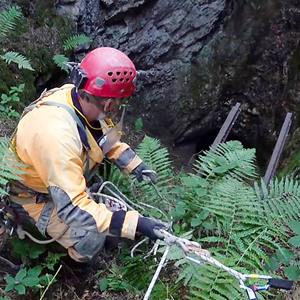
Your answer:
[9,47,167,262]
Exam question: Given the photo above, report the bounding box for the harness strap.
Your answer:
[20,98,92,180]
[8,181,51,205]
[36,201,54,236]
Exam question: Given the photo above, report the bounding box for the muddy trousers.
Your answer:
[22,202,107,262]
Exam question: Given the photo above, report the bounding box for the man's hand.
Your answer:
[132,163,157,184]
[136,216,169,240]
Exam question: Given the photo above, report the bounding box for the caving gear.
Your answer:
[79,47,137,98]
[9,84,144,262]
[136,217,168,240]
[132,163,157,184]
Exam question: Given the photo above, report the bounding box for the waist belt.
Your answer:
[8,181,54,237]
[8,181,51,205]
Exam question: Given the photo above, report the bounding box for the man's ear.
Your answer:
[103,98,114,113]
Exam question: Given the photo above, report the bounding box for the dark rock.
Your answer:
[55,0,300,172]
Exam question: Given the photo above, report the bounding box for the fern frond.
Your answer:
[257,176,300,223]
[0,6,22,40]
[132,135,175,219]
[53,54,69,72]
[63,34,92,51]
[194,140,258,182]
[0,51,33,70]
[0,138,27,194]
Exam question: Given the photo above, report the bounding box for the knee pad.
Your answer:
[71,228,106,262]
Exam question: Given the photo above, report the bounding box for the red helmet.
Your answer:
[79,47,137,98]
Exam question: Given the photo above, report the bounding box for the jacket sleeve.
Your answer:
[99,119,142,173]
[16,106,138,239]
[105,141,142,174]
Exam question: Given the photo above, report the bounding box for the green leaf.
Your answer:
[202,220,216,230]
[27,266,42,278]
[288,221,300,235]
[181,176,199,187]
[284,266,300,281]
[265,257,280,271]
[15,268,27,281]
[5,276,15,285]
[198,178,210,187]
[198,210,210,220]
[288,236,300,247]
[173,223,180,233]
[22,277,40,287]
[29,243,47,259]
[213,166,228,173]
[99,277,108,291]
[150,208,162,218]
[227,161,238,169]
[276,248,293,264]
[214,156,228,166]
[195,187,207,197]
[4,284,14,292]
[14,283,26,294]
[191,218,202,227]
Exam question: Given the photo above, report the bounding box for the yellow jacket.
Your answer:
[12,84,140,239]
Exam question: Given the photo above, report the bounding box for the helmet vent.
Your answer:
[108,72,113,76]
[116,71,121,76]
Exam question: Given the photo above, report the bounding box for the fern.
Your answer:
[0,6,22,40]
[63,34,92,51]
[178,177,283,299]
[154,140,286,299]
[0,138,27,194]
[194,140,258,182]
[53,54,69,72]
[95,136,297,299]
[0,51,33,70]
[132,135,176,220]
[255,176,300,223]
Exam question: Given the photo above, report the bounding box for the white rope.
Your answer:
[143,245,171,300]
[142,228,248,299]
[16,225,68,245]
[158,229,246,281]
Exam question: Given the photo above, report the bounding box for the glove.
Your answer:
[132,163,157,184]
[136,216,168,240]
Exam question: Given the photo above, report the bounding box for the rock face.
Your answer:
[55,0,300,172]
